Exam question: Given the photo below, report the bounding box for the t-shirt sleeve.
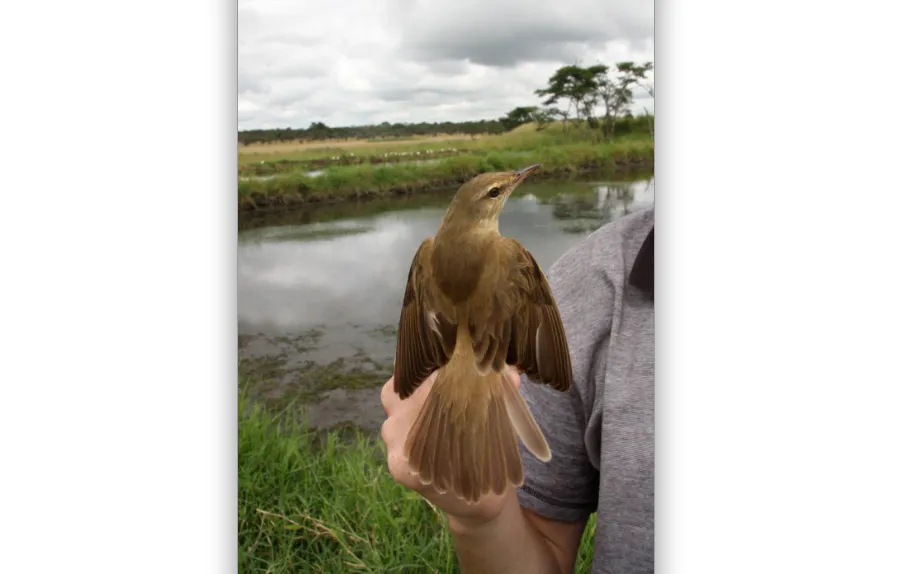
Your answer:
[515,237,611,523]
[516,374,600,522]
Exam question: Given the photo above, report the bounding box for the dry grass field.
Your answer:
[238,132,496,163]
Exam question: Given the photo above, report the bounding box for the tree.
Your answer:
[573,61,654,141]
[532,107,559,131]
[617,61,654,98]
[616,62,654,140]
[534,64,607,132]
[593,69,634,140]
[498,106,539,131]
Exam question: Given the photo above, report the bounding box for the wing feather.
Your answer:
[501,238,573,392]
[393,238,456,398]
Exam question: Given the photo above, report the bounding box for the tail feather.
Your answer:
[403,366,516,503]
[403,362,546,503]
[500,373,551,462]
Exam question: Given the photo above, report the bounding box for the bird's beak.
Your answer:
[513,163,541,184]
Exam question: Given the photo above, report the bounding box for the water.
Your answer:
[238,174,654,430]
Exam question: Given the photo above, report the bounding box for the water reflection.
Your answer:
[239,176,652,335]
[550,180,654,233]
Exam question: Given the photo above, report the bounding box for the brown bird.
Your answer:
[393,163,573,504]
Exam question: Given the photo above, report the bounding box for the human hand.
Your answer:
[380,367,522,528]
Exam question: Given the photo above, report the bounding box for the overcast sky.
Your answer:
[238,0,654,130]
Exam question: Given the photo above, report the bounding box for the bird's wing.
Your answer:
[394,237,457,399]
[500,238,573,392]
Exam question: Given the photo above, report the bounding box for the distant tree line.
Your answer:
[238,120,507,145]
[238,61,653,145]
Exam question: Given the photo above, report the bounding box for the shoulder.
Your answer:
[546,207,654,304]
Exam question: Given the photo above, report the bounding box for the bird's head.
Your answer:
[447,164,541,225]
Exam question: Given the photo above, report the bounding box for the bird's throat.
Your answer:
[439,209,499,236]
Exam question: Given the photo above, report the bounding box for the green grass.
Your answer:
[238,387,598,573]
[238,134,654,210]
[238,116,653,166]
[238,150,466,177]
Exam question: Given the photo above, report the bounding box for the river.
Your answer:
[238,173,654,432]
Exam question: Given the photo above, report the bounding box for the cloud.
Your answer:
[237,0,654,129]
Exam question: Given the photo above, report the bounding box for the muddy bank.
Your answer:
[239,327,395,432]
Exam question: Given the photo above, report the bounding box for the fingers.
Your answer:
[379,416,394,447]
[380,370,438,491]
[380,375,396,416]
[380,386,421,490]
[381,421,420,490]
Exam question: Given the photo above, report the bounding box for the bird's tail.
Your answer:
[403,355,551,504]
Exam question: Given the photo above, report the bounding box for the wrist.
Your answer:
[447,512,499,537]
[445,491,516,537]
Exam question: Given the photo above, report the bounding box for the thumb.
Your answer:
[506,367,521,390]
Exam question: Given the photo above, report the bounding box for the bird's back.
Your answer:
[428,229,496,306]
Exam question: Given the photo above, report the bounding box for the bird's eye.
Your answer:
[487,186,501,198]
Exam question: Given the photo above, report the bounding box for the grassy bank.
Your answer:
[238,118,654,211]
[238,388,597,573]
[238,166,654,233]
[239,136,653,211]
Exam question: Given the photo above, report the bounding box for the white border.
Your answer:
[0,0,236,571]
[661,0,914,571]
[1,0,912,571]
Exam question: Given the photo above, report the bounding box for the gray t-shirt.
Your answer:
[517,207,654,574]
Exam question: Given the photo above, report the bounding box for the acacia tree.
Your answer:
[617,62,655,141]
[498,106,539,131]
[593,67,635,140]
[618,61,654,98]
[533,67,574,133]
[531,61,654,140]
[532,107,559,131]
[589,62,655,140]
[534,64,606,132]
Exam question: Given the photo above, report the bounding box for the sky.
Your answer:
[238,0,654,130]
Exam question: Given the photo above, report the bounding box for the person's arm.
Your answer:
[447,490,588,573]
[380,370,592,574]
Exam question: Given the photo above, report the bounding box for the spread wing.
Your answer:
[393,238,457,399]
[501,238,573,392]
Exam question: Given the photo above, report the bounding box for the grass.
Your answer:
[239,132,485,163]
[238,129,654,211]
[238,385,598,573]
[238,117,652,165]
[238,167,654,236]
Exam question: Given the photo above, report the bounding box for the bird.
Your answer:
[393,163,573,504]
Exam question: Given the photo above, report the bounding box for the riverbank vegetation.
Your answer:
[238,61,654,211]
[238,384,597,573]
[239,130,653,210]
